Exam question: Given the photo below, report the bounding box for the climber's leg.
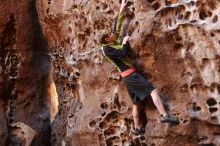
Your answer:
[132,101,145,136]
[150,89,167,116]
[150,89,179,123]
[133,101,142,129]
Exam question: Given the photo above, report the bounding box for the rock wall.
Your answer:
[36,0,220,145]
[0,0,56,145]
[0,0,220,145]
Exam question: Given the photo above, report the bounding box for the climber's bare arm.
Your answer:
[120,0,127,12]
[115,0,127,39]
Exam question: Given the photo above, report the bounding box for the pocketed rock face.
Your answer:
[0,0,219,145]
[7,122,37,146]
[0,0,57,145]
[0,102,7,146]
[35,0,220,145]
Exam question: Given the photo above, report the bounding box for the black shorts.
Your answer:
[122,72,155,104]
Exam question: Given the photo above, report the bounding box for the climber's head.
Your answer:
[99,32,116,44]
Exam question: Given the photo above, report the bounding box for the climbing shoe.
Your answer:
[160,114,179,124]
[132,128,145,136]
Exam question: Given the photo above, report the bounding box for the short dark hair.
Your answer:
[99,33,109,44]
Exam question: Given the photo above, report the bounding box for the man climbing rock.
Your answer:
[99,0,179,136]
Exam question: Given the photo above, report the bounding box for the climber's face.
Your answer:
[105,32,116,43]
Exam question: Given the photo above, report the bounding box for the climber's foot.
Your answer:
[132,127,145,136]
[160,114,179,124]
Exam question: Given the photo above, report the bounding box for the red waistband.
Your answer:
[120,67,135,77]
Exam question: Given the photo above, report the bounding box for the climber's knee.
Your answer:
[151,89,158,97]
[133,104,139,111]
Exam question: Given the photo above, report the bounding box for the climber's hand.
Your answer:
[123,35,130,44]
[120,0,127,11]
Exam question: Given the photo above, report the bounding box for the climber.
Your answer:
[99,0,179,136]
